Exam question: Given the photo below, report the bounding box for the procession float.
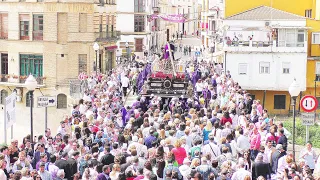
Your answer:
[137,41,192,98]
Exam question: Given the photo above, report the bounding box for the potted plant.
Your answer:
[20,75,27,80]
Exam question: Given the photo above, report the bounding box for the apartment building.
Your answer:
[224,6,307,114]
[0,0,119,142]
[116,0,151,59]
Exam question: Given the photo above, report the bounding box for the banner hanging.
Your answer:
[148,14,186,23]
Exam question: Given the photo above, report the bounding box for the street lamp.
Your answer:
[288,78,300,162]
[93,42,99,75]
[25,74,38,144]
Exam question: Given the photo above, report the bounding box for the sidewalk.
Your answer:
[287,142,320,160]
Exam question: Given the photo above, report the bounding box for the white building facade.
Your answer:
[224,6,307,92]
[206,0,225,63]
[171,0,197,35]
[116,0,151,59]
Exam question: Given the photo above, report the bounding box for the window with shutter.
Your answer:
[111,15,114,32]
[106,15,109,33]
[78,54,87,73]
[259,62,270,74]
[316,62,320,75]
[0,89,8,105]
[286,29,295,47]
[20,14,30,40]
[33,14,43,41]
[282,62,290,74]
[0,14,8,39]
[274,95,286,109]
[238,63,247,75]
[278,29,285,47]
[135,39,143,52]
[312,33,320,44]
[20,54,43,77]
[79,13,87,32]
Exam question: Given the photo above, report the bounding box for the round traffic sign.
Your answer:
[300,95,318,112]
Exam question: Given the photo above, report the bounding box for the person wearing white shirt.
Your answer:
[231,158,252,180]
[236,129,250,155]
[202,134,221,160]
[195,80,204,97]
[0,146,11,172]
[0,160,7,180]
[121,74,130,96]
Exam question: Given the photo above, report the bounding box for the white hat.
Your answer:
[183,158,191,164]
[132,136,138,142]
[179,165,191,178]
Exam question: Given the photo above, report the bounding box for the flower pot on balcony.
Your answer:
[9,77,19,83]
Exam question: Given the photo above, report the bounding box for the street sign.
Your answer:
[301,113,315,125]
[4,92,16,129]
[37,96,56,107]
[300,95,318,112]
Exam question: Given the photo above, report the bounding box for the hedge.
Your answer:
[282,117,320,148]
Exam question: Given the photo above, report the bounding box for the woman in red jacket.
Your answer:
[220,111,232,126]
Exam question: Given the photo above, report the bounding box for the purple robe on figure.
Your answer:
[125,109,134,123]
[202,88,211,107]
[121,107,127,126]
[164,44,170,59]
[132,101,140,109]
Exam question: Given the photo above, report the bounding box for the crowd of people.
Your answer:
[0,51,320,180]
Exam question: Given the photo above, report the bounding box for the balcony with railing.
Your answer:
[224,39,307,53]
[95,31,121,42]
[0,74,45,86]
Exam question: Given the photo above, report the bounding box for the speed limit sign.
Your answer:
[300,95,318,112]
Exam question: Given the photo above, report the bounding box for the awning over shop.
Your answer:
[105,46,118,51]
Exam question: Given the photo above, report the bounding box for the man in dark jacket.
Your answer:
[245,94,253,114]
[271,144,286,174]
[277,128,288,151]
[32,143,50,169]
[67,151,79,179]
[55,152,71,180]
[252,154,271,179]
[101,146,114,166]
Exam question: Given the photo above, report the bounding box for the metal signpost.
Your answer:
[300,95,318,142]
[4,92,16,143]
[37,96,56,130]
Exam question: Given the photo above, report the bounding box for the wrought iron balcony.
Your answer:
[19,76,44,85]
[0,74,44,85]
[95,31,121,42]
